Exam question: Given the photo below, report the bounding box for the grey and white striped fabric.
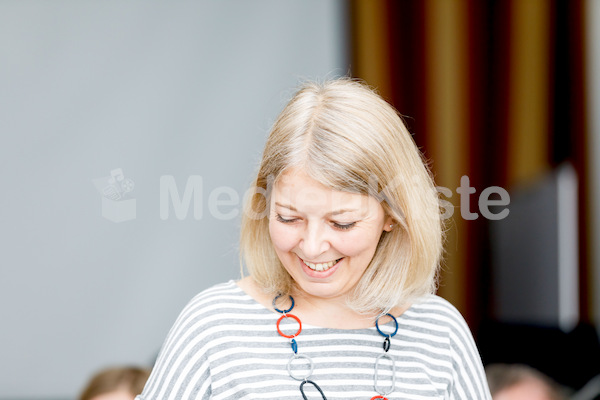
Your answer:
[136,281,491,399]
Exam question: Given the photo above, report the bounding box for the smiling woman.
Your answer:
[267,168,393,320]
[136,79,492,400]
[240,79,444,317]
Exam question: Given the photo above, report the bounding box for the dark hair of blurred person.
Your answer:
[79,366,151,400]
[486,363,567,400]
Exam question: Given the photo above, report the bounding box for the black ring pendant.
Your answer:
[300,380,328,400]
[383,336,391,352]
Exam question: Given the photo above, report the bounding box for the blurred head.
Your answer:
[240,78,443,313]
[486,364,566,400]
[79,366,150,400]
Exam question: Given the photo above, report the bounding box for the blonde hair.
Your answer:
[240,78,443,313]
[79,366,150,400]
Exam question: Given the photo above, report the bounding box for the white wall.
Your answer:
[0,1,346,397]
[587,0,600,333]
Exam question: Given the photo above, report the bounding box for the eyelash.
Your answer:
[275,214,356,230]
[275,215,297,224]
[333,222,356,230]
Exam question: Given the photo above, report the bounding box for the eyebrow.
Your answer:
[274,202,358,216]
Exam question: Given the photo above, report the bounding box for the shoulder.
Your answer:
[408,294,465,318]
[408,296,491,397]
[401,295,475,340]
[186,280,245,306]
[156,280,272,359]
[170,279,276,335]
[139,281,248,399]
[404,295,465,321]
[176,280,261,322]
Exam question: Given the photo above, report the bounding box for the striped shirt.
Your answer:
[137,281,491,399]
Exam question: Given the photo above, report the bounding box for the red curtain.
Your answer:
[349,0,589,331]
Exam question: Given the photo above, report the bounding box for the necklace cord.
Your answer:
[274,295,398,400]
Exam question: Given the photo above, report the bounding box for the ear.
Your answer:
[383,215,395,232]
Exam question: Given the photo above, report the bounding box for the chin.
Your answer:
[293,279,348,300]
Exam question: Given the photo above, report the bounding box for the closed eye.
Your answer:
[332,221,357,230]
[276,214,298,224]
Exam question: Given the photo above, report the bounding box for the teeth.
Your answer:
[301,258,340,272]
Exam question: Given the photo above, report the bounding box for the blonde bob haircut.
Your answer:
[240,78,443,314]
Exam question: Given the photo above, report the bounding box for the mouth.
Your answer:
[299,257,344,272]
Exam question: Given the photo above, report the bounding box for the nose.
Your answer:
[299,221,330,260]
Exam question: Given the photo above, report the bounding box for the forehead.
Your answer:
[272,170,379,212]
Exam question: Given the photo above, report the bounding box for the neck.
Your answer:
[289,286,380,329]
[237,276,407,330]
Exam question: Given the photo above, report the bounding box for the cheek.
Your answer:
[268,221,297,252]
[336,229,381,257]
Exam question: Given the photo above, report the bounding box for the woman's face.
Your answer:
[268,169,393,302]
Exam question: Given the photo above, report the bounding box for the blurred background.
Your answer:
[1,0,599,398]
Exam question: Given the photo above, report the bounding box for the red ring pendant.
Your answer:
[370,397,388,400]
[276,314,302,338]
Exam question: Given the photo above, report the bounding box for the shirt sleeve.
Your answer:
[444,303,492,400]
[135,295,213,400]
